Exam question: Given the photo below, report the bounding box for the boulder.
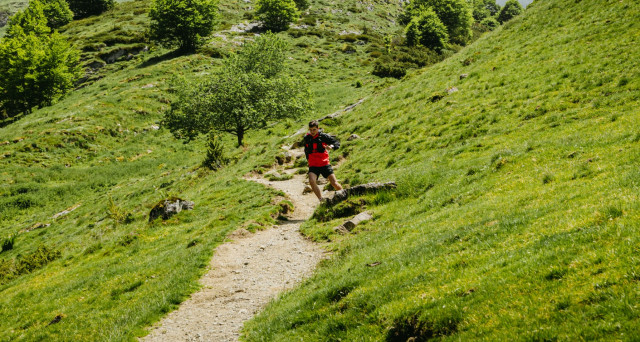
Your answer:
[334,211,373,234]
[149,198,194,222]
[460,74,468,79]
[347,134,360,141]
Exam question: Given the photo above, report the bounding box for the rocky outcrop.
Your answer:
[326,181,396,206]
[149,198,195,222]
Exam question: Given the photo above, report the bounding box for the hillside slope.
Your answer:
[0,0,407,340]
[243,0,640,340]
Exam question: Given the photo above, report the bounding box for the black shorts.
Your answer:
[308,165,334,179]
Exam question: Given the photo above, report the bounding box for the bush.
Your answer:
[67,0,113,19]
[256,0,299,32]
[1,234,16,253]
[293,0,309,11]
[480,17,499,31]
[497,0,523,24]
[405,7,449,51]
[373,62,407,79]
[149,0,219,51]
[202,132,228,170]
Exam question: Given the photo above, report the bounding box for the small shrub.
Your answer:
[542,174,554,184]
[1,234,17,253]
[373,62,406,79]
[480,17,500,31]
[355,80,363,88]
[107,197,134,224]
[202,133,228,170]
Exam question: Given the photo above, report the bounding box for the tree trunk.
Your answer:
[236,128,244,146]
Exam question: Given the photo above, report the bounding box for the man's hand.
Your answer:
[326,145,333,150]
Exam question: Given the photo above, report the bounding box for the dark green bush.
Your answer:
[256,0,299,32]
[405,7,449,51]
[497,0,523,24]
[67,0,114,19]
[372,62,406,79]
[1,234,16,252]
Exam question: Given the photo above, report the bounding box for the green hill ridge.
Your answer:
[1,0,639,340]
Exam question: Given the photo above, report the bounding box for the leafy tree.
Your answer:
[42,0,73,28]
[0,29,81,117]
[149,0,218,51]
[472,0,500,21]
[0,5,80,117]
[405,7,448,51]
[255,0,299,32]
[497,0,523,24]
[164,33,312,146]
[67,0,113,19]
[402,0,473,45]
[5,0,50,37]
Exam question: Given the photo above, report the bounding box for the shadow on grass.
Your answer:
[137,49,193,69]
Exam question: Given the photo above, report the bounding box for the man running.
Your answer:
[303,120,343,202]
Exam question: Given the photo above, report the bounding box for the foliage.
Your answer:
[67,0,113,19]
[480,16,499,31]
[293,0,309,11]
[497,0,523,23]
[255,0,299,32]
[472,0,500,21]
[1,234,16,252]
[401,0,473,45]
[405,7,449,51]
[42,0,73,28]
[149,0,218,51]
[5,0,50,37]
[0,9,81,117]
[164,33,312,145]
[0,245,61,282]
[372,61,406,79]
[202,132,228,170]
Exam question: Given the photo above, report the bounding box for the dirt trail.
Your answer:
[143,150,327,342]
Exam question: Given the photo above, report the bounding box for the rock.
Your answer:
[347,134,360,141]
[275,152,293,165]
[343,211,373,231]
[447,87,459,94]
[148,198,195,222]
[327,182,396,207]
[52,203,81,219]
[460,74,468,79]
[303,185,313,194]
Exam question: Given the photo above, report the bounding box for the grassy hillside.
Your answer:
[0,0,412,340]
[243,0,640,340]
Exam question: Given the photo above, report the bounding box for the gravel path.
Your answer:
[142,163,325,342]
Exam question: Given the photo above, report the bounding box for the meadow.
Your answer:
[1,0,638,340]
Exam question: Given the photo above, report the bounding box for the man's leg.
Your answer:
[308,172,323,200]
[327,174,343,191]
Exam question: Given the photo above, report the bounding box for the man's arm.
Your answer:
[322,133,340,150]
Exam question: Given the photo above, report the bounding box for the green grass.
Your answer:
[242,0,640,340]
[0,0,416,340]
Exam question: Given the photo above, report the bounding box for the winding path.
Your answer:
[143,160,325,341]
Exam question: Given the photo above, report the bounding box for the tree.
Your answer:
[163,33,312,146]
[0,28,81,117]
[5,0,51,38]
[497,0,523,24]
[472,0,500,21]
[405,7,449,51]
[401,0,473,45]
[255,0,299,32]
[149,0,218,51]
[42,0,73,29]
[67,0,113,19]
